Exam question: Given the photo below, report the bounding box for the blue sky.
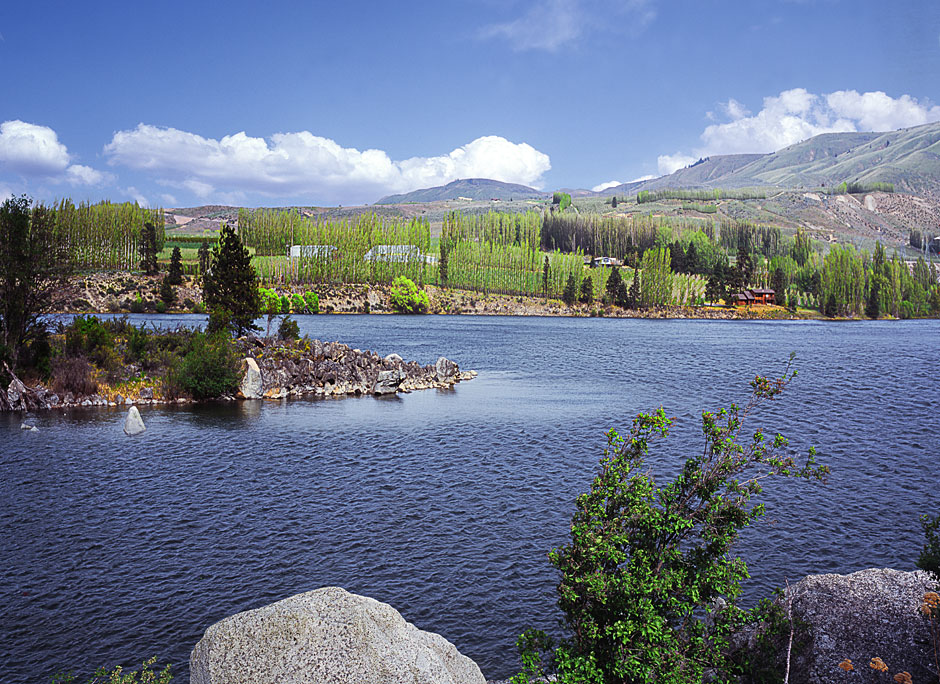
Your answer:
[1,0,938,207]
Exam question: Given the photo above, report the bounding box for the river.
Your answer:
[2,315,938,681]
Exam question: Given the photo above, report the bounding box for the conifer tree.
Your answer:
[167,246,184,285]
[604,266,623,304]
[562,273,578,306]
[579,275,594,304]
[198,239,211,276]
[627,271,640,308]
[139,222,159,275]
[542,255,550,296]
[202,222,260,336]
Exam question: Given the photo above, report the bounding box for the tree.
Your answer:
[604,266,623,304]
[611,196,618,208]
[705,261,727,305]
[390,276,429,313]
[0,196,71,372]
[167,246,184,285]
[542,255,551,296]
[579,275,594,304]
[735,246,753,291]
[439,238,449,288]
[202,222,260,336]
[513,358,828,684]
[562,273,578,306]
[198,240,211,275]
[139,222,159,275]
[159,277,176,307]
[626,271,640,309]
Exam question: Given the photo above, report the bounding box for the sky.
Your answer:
[1,0,939,207]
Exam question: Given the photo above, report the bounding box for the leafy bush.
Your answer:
[918,514,940,582]
[126,326,149,363]
[291,293,305,312]
[304,291,319,314]
[513,357,828,684]
[51,356,98,396]
[278,315,300,341]
[168,332,239,400]
[279,294,290,314]
[130,294,145,313]
[52,655,171,684]
[389,276,429,314]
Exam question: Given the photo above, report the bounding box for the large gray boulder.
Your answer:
[123,406,146,436]
[190,587,486,684]
[774,568,938,683]
[373,368,405,395]
[435,357,458,383]
[239,357,263,399]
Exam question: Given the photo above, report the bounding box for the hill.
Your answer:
[375,178,547,204]
[599,121,940,196]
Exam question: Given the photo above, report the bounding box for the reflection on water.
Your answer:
[2,316,938,682]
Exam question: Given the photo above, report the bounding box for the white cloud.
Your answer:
[698,88,940,156]
[592,180,622,192]
[123,186,149,208]
[480,0,655,51]
[160,193,178,206]
[105,124,551,204]
[0,184,13,202]
[656,89,940,175]
[629,174,656,183]
[657,153,697,175]
[0,120,109,185]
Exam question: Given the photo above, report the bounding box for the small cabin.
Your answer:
[731,288,776,306]
[588,256,623,268]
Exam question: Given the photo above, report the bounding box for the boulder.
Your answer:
[384,353,403,365]
[138,386,154,400]
[190,587,486,684]
[373,368,405,395]
[768,568,938,683]
[123,405,146,436]
[239,358,263,399]
[435,357,459,383]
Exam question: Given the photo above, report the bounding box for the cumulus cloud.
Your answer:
[123,186,149,208]
[105,124,551,204]
[630,174,656,183]
[480,0,655,51]
[699,88,940,156]
[655,88,940,176]
[0,120,109,185]
[591,180,622,192]
[657,153,697,176]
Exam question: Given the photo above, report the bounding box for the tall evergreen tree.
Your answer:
[579,275,594,304]
[202,222,260,336]
[198,240,211,276]
[604,266,623,304]
[139,222,159,275]
[627,271,641,309]
[167,246,184,285]
[735,246,753,290]
[562,273,578,306]
[542,255,550,296]
[439,238,449,288]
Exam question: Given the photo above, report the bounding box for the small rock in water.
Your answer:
[29,426,39,433]
[124,406,146,436]
[20,422,33,430]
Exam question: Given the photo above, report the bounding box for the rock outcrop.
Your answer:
[238,357,263,399]
[123,406,146,435]
[757,568,938,683]
[245,339,474,400]
[190,587,486,684]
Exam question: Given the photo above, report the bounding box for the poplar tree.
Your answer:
[198,240,211,276]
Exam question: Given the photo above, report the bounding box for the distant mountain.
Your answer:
[598,121,940,196]
[375,178,547,204]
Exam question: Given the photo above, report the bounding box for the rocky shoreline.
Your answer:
[0,338,475,413]
[54,271,819,320]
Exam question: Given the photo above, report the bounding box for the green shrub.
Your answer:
[303,291,319,314]
[278,315,300,341]
[52,655,171,684]
[513,357,828,684]
[389,276,429,314]
[126,326,149,363]
[291,293,305,313]
[155,300,167,314]
[917,514,940,582]
[130,294,145,313]
[169,332,239,400]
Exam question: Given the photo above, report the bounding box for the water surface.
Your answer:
[2,316,937,681]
